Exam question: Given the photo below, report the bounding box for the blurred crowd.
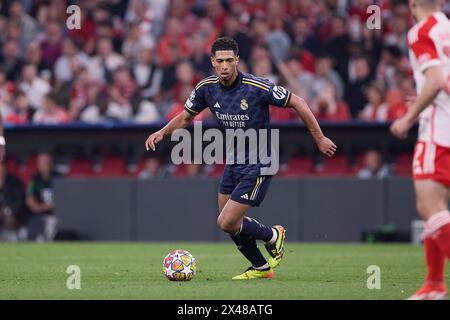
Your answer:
[2,0,449,126]
[0,151,59,241]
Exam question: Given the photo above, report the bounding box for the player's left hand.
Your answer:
[390,116,414,139]
[317,137,337,157]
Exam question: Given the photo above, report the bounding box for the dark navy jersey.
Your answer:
[184,71,293,175]
[184,71,292,130]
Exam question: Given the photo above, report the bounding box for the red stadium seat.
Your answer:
[394,153,413,176]
[96,155,128,177]
[130,157,147,177]
[278,156,315,177]
[315,154,352,176]
[4,155,20,177]
[208,163,225,177]
[173,163,188,178]
[18,154,38,186]
[24,154,37,172]
[68,158,94,177]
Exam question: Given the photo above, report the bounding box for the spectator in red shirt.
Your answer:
[312,83,351,122]
[204,0,228,32]
[157,17,191,67]
[386,73,414,121]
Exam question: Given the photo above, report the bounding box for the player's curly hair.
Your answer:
[211,37,239,56]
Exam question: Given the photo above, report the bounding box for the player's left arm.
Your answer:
[390,66,446,139]
[287,94,337,157]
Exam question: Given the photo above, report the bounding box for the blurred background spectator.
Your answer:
[358,81,388,122]
[138,154,170,179]
[0,162,28,241]
[357,149,392,179]
[26,151,61,241]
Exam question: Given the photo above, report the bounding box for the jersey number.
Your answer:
[412,142,424,175]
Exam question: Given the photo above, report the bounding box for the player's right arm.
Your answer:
[145,110,195,151]
[391,27,447,139]
[390,66,446,139]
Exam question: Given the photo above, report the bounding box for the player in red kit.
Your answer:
[391,0,450,300]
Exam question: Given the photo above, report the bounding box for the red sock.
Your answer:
[434,223,450,259]
[426,211,450,260]
[423,236,445,285]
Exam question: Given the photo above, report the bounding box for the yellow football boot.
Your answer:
[264,225,286,269]
[232,267,274,280]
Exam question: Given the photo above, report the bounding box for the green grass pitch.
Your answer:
[1,242,447,300]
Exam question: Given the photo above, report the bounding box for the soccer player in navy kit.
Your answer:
[146,38,337,279]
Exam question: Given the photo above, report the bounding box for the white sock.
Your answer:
[254,263,269,270]
[267,228,278,245]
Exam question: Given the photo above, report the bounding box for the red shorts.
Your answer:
[412,141,450,187]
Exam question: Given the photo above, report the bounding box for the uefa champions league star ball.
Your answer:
[163,249,197,281]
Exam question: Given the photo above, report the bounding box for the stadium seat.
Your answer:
[315,154,352,176]
[24,154,37,172]
[278,155,315,177]
[4,155,20,177]
[19,154,38,186]
[173,163,188,178]
[96,155,128,177]
[130,157,147,177]
[68,158,94,177]
[208,163,225,177]
[394,153,413,176]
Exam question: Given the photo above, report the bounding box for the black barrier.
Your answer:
[5,121,417,160]
[54,177,419,242]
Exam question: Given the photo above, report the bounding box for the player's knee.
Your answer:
[217,215,238,234]
[416,198,446,220]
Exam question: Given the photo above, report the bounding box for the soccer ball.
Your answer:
[163,249,197,281]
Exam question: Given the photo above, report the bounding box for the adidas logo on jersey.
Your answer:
[213,102,221,108]
[240,194,249,200]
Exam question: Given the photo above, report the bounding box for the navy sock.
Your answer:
[230,233,267,268]
[239,217,273,242]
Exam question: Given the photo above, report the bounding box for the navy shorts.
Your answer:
[219,165,272,207]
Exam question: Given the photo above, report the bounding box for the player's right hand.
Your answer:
[145,131,164,151]
[317,136,337,157]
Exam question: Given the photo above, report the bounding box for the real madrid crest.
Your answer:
[240,99,248,110]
